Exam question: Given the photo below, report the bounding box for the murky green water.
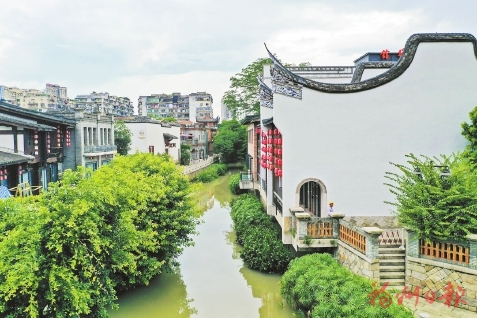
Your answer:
[109,172,299,318]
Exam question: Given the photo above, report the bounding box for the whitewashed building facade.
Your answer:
[254,33,477,243]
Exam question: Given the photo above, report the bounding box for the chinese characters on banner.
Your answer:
[368,281,467,309]
[380,49,390,60]
[398,48,404,58]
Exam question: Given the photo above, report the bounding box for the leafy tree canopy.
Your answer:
[213,119,247,163]
[222,58,271,118]
[0,153,199,317]
[180,143,191,165]
[222,58,311,118]
[114,120,132,155]
[461,105,477,162]
[385,153,477,242]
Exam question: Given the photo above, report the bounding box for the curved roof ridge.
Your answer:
[265,33,477,93]
[351,61,395,83]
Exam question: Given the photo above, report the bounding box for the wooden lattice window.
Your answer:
[307,222,333,238]
[420,240,469,264]
[340,225,366,253]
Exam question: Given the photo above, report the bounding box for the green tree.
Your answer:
[385,153,477,242]
[147,114,178,123]
[0,153,199,317]
[213,119,247,163]
[222,58,271,118]
[114,120,132,155]
[163,117,178,123]
[461,105,477,163]
[180,143,191,165]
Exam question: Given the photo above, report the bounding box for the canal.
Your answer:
[109,172,299,318]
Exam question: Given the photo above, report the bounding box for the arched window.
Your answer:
[299,181,322,216]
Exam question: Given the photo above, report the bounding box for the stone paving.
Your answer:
[402,296,477,318]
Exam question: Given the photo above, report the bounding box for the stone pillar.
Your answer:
[295,212,310,239]
[329,212,345,239]
[363,227,383,260]
[406,229,420,258]
[468,234,477,270]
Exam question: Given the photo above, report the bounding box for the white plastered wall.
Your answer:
[359,68,390,81]
[273,42,477,218]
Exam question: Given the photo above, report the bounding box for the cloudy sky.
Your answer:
[0,0,475,115]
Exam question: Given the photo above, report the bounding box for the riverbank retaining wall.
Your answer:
[405,230,477,312]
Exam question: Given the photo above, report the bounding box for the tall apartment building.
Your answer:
[138,92,213,122]
[45,83,68,109]
[188,92,213,122]
[0,83,69,112]
[71,92,134,117]
[221,102,233,122]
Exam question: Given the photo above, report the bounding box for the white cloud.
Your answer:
[0,0,476,112]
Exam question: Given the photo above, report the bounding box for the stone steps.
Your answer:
[377,253,405,260]
[378,246,405,254]
[380,265,405,272]
[379,245,406,288]
[379,258,405,267]
[383,278,406,286]
[380,272,405,279]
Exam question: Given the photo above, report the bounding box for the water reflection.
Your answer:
[110,269,197,318]
[111,173,299,318]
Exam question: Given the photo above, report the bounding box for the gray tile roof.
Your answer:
[0,101,76,125]
[163,133,178,140]
[262,117,273,125]
[0,151,34,165]
[0,114,57,131]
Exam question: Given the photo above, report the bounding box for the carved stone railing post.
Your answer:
[289,207,304,236]
[329,212,345,239]
[467,234,477,270]
[406,229,419,258]
[295,212,311,240]
[362,227,383,260]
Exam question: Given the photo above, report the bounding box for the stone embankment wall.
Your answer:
[336,220,381,284]
[337,241,380,284]
[406,230,477,312]
[406,258,477,311]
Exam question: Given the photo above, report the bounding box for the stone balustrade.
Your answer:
[182,155,217,175]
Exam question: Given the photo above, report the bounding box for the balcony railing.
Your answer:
[239,171,254,190]
[84,145,117,153]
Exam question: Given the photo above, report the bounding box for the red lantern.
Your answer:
[256,127,261,134]
[279,149,283,156]
[278,169,282,177]
[274,128,278,135]
[278,159,282,166]
[267,130,272,136]
[277,138,282,145]
[3,169,6,174]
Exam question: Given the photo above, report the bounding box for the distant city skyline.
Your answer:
[0,1,476,116]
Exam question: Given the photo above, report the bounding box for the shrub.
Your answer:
[196,164,228,183]
[228,173,240,194]
[230,194,294,273]
[215,163,228,176]
[281,253,414,318]
[385,153,477,242]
